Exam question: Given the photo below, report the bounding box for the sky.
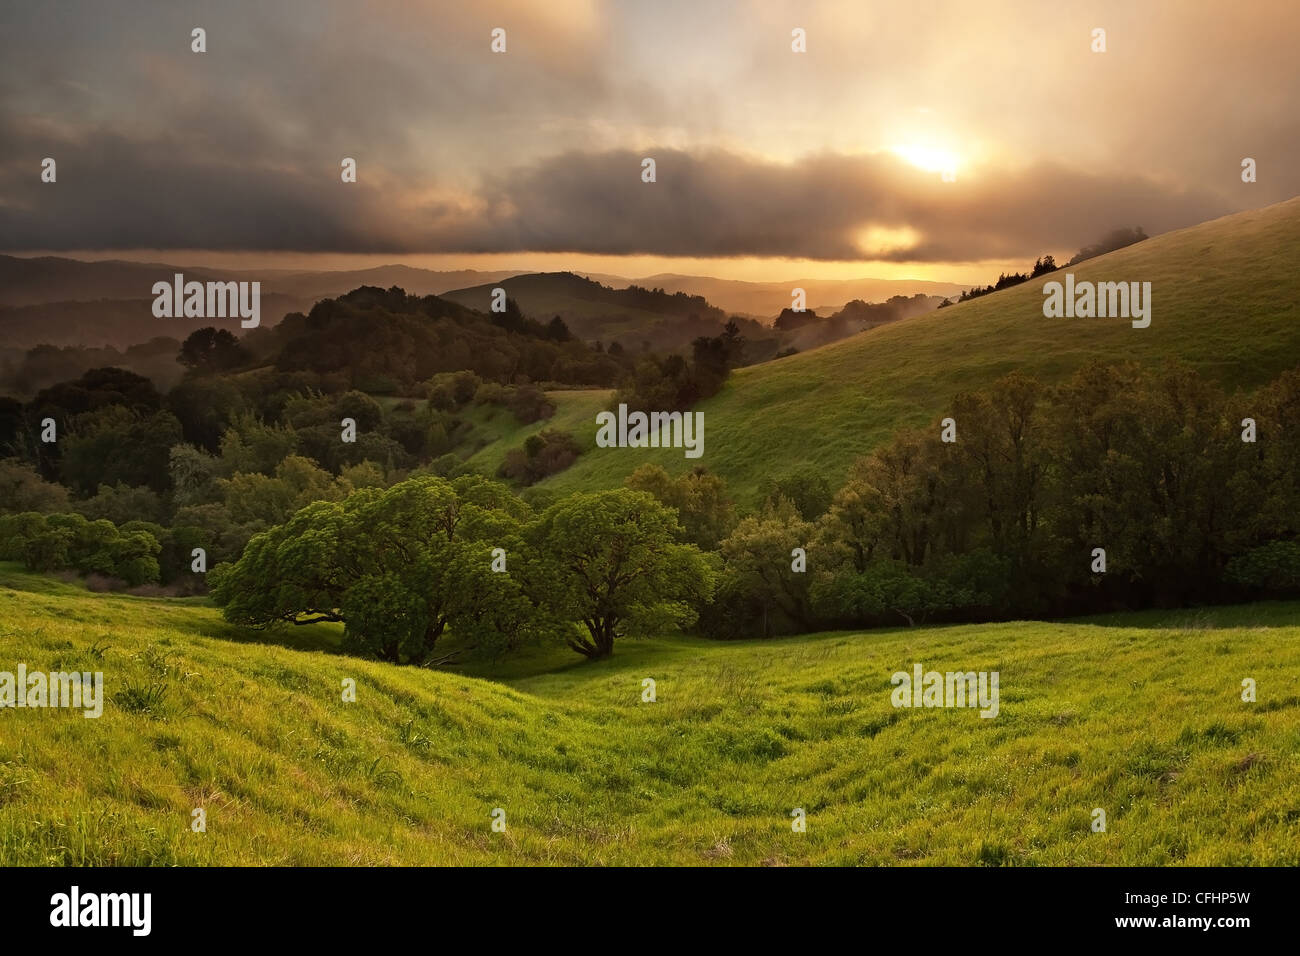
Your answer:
[2,0,1297,284]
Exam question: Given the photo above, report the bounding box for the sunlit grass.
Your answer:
[2,565,1296,865]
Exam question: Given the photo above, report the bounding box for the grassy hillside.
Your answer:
[2,564,1296,866]
[375,389,613,482]
[459,389,613,476]
[542,197,1300,502]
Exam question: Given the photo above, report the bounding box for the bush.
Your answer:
[499,430,581,485]
[8,512,160,586]
[425,371,482,410]
[1226,541,1300,593]
[507,384,555,424]
[473,381,509,406]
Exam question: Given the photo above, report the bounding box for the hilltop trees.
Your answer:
[941,228,1147,308]
[179,327,252,373]
[1065,227,1148,266]
[266,287,631,392]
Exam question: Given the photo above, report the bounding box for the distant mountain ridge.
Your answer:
[578,272,968,317]
[0,254,967,318]
[0,255,525,307]
[0,254,960,356]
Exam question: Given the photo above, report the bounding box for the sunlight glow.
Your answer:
[890,144,961,177]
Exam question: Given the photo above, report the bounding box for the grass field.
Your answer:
[540,197,1300,503]
[2,564,1296,866]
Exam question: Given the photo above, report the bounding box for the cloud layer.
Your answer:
[1,0,1296,263]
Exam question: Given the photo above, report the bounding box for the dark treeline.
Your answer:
[940,255,1059,306]
[614,320,745,409]
[619,283,724,322]
[257,285,630,393]
[774,293,943,351]
[706,361,1300,637]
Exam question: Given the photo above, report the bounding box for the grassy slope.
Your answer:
[540,197,1300,502]
[373,390,612,483]
[459,390,613,475]
[3,565,1296,866]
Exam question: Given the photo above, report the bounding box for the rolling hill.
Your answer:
[539,197,1300,502]
[2,564,1296,865]
[442,271,727,339]
[0,257,528,348]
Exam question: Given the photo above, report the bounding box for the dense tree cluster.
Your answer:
[0,511,162,586]
[707,361,1300,637]
[0,286,626,591]
[499,429,581,486]
[258,286,631,393]
[212,480,713,663]
[615,321,744,410]
[0,337,184,397]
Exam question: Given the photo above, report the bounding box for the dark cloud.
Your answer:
[0,129,1234,260]
[424,149,1234,261]
[0,115,417,252]
[0,0,1293,263]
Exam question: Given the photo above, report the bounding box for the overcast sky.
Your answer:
[2,0,1296,282]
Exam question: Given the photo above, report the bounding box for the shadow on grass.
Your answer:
[1063,599,1300,630]
[193,618,346,655]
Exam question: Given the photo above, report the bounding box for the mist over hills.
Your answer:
[0,254,959,358]
[581,272,968,316]
[0,255,963,316]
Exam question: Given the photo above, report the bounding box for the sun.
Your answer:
[890,144,961,177]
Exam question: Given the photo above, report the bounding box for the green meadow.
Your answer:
[3,564,1296,866]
